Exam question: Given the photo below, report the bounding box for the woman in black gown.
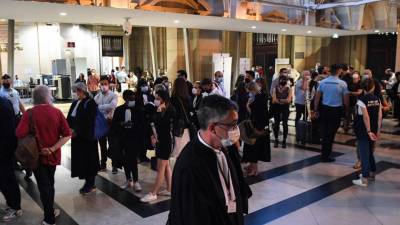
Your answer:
[242,81,271,176]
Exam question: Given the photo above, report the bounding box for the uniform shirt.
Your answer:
[94,90,118,119]
[117,71,128,83]
[14,79,24,87]
[0,87,21,115]
[317,76,348,107]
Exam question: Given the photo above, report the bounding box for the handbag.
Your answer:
[15,110,40,170]
[175,98,197,139]
[239,119,267,145]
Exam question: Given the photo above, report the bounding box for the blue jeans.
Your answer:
[357,135,376,178]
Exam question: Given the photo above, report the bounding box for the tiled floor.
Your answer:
[2,101,400,225]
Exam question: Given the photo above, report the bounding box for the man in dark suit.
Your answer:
[169,95,252,225]
[0,96,22,222]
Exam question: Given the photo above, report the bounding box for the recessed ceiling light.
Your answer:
[374,29,380,33]
[174,20,180,24]
[332,33,339,38]
[281,28,287,32]
[251,26,256,29]
[307,30,312,34]
[59,12,67,16]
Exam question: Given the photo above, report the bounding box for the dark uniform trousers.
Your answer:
[320,105,343,159]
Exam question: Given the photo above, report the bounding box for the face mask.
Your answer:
[220,127,240,147]
[100,85,109,93]
[141,86,149,93]
[2,83,10,89]
[72,92,78,100]
[154,99,161,107]
[127,101,135,108]
[192,88,198,95]
[216,77,223,84]
[249,92,255,99]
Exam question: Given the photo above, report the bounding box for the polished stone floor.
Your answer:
[2,101,400,225]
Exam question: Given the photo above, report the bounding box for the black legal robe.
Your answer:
[168,136,252,225]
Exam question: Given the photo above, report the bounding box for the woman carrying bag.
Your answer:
[242,81,271,177]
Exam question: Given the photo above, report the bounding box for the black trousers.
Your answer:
[122,143,138,182]
[295,103,308,124]
[84,176,96,188]
[99,135,115,168]
[33,164,56,224]
[320,105,343,159]
[273,104,290,140]
[0,159,21,211]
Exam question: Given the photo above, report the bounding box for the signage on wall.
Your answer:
[101,36,124,57]
[67,42,75,48]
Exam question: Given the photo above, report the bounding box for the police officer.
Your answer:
[0,74,26,123]
[313,64,349,162]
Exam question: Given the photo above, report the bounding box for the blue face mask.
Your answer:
[249,92,255,99]
[127,101,135,108]
[217,77,223,84]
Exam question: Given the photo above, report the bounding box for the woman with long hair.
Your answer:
[141,90,176,202]
[171,77,193,158]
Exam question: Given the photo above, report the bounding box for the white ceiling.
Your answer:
[0,0,393,37]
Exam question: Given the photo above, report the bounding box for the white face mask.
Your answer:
[72,92,78,100]
[192,88,198,95]
[100,85,109,93]
[154,99,161,107]
[127,101,135,108]
[141,86,149,93]
[220,126,240,147]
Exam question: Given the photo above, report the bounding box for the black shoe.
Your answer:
[282,141,287,149]
[112,167,118,174]
[140,157,150,163]
[80,186,96,195]
[321,157,336,163]
[274,140,279,148]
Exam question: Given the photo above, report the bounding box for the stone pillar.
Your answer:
[396,26,400,72]
[166,28,178,81]
[7,19,15,79]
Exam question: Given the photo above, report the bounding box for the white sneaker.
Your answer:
[120,180,134,189]
[133,182,142,192]
[42,221,55,225]
[158,190,171,196]
[1,208,22,222]
[140,193,157,203]
[353,177,368,187]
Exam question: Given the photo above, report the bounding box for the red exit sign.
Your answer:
[67,42,75,48]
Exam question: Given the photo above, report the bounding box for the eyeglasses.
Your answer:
[216,121,238,131]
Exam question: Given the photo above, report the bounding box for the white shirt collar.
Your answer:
[197,131,220,153]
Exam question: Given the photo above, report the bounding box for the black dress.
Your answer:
[67,98,100,179]
[243,92,271,163]
[154,105,176,160]
[168,136,252,225]
[231,90,249,123]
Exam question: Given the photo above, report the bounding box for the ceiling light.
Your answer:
[307,30,312,34]
[374,29,380,33]
[0,19,6,22]
[251,26,256,29]
[59,12,67,16]
[332,33,339,39]
[281,28,287,32]
[173,20,180,24]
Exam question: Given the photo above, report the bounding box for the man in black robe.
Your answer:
[168,95,252,225]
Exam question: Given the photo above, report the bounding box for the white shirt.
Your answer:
[197,132,237,213]
[124,108,131,123]
[94,90,118,119]
[71,100,81,117]
[386,72,397,90]
[0,87,21,115]
[14,79,24,87]
[116,71,128,83]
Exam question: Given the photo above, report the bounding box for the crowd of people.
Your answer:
[0,62,400,225]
